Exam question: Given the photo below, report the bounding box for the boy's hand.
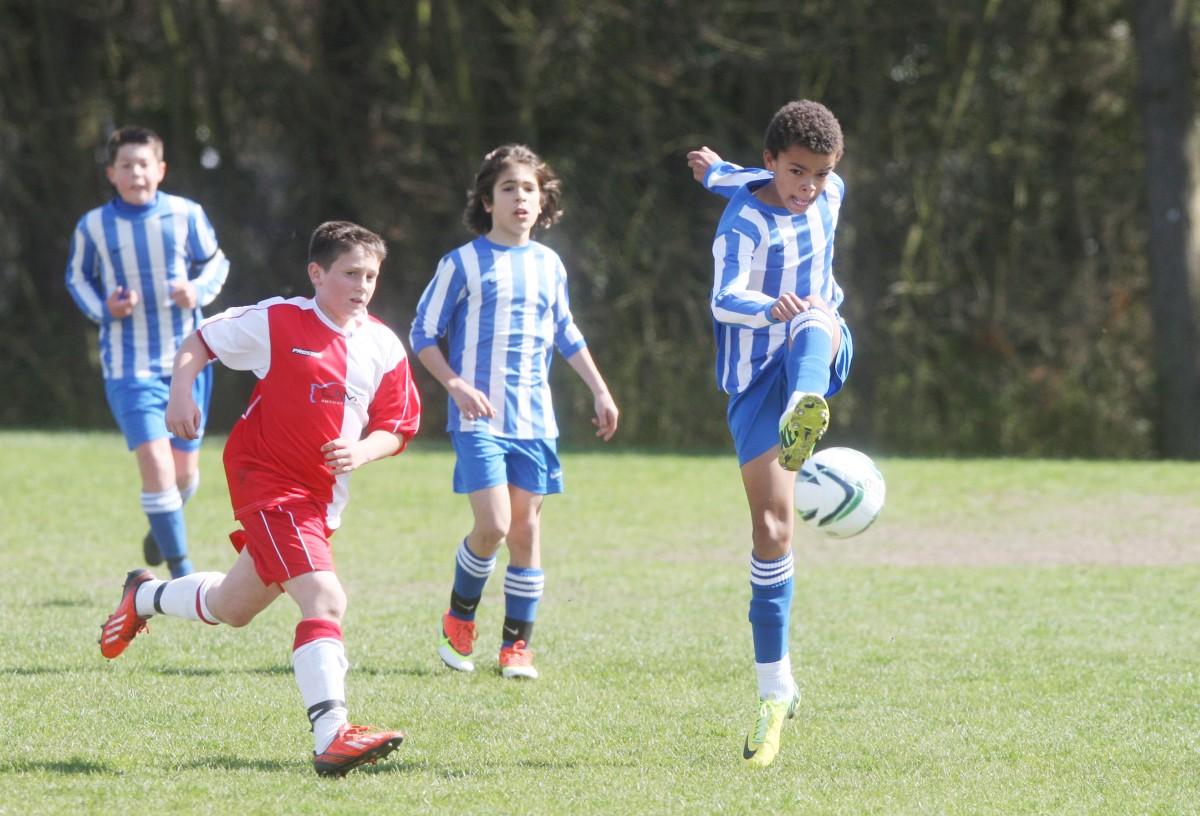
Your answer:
[169,280,198,309]
[448,380,495,422]
[687,146,722,183]
[592,391,619,441]
[106,286,139,318]
[166,395,202,440]
[322,438,370,475]
[769,292,812,323]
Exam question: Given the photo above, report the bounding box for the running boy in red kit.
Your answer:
[98,221,421,777]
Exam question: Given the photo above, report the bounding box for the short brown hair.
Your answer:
[764,100,844,159]
[106,126,164,165]
[308,221,387,268]
[463,144,563,235]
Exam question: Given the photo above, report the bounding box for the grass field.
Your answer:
[2,431,1198,815]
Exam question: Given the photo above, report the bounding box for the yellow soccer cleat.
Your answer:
[778,393,829,471]
[742,687,800,768]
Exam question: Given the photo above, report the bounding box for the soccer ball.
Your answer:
[794,447,885,538]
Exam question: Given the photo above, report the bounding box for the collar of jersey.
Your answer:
[310,298,367,336]
[110,193,163,219]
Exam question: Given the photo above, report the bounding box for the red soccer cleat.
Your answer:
[438,611,477,672]
[499,639,539,680]
[313,724,405,777]
[99,569,155,659]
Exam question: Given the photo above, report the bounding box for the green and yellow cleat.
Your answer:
[742,687,800,768]
[778,393,829,471]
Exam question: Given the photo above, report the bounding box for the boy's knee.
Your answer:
[751,515,792,555]
[472,524,508,552]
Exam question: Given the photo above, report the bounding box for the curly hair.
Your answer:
[308,221,387,268]
[463,144,563,235]
[764,100,844,159]
[106,126,164,165]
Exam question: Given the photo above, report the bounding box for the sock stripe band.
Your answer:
[153,583,167,615]
[457,540,496,578]
[750,552,794,587]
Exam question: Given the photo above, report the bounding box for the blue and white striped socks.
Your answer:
[749,551,795,700]
[142,486,191,577]
[502,566,544,646]
[448,539,497,621]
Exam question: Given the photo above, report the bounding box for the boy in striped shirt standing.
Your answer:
[411,144,619,680]
[687,100,854,768]
[66,126,229,577]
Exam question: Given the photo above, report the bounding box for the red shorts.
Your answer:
[229,500,336,586]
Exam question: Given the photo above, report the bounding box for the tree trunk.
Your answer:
[1130,0,1200,458]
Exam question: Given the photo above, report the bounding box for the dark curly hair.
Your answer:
[463,144,563,235]
[764,100,844,159]
[308,221,387,268]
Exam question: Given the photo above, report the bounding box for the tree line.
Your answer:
[1,0,1196,457]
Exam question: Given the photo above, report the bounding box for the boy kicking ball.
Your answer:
[99,221,421,776]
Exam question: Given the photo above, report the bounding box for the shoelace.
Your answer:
[503,640,532,662]
[446,621,476,652]
[751,702,772,744]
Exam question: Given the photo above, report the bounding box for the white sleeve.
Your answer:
[198,297,282,377]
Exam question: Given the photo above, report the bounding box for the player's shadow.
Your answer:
[0,758,116,775]
[178,756,304,772]
[148,664,439,678]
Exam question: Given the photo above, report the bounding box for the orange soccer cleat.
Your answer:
[99,568,155,659]
[438,611,478,672]
[313,724,405,777]
[498,639,539,680]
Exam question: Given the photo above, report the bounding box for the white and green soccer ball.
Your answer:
[794,447,886,538]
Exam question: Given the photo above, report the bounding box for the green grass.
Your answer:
[1,431,1198,815]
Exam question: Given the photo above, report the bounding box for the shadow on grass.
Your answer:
[38,597,93,608]
[179,756,304,772]
[149,664,439,678]
[1,758,115,775]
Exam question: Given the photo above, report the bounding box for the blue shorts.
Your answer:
[104,367,213,452]
[727,319,854,465]
[450,432,564,495]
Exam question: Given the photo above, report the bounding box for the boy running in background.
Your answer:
[411,144,618,681]
[66,126,229,576]
[99,221,420,777]
[687,100,854,767]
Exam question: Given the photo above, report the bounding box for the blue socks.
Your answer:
[142,487,191,577]
[748,552,794,663]
[785,311,834,397]
[502,566,544,647]
[448,539,497,621]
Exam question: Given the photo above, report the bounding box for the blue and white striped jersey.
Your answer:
[410,236,587,439]
[65,193,229,380]
[704,161,845,394]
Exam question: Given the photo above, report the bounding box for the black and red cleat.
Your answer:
[313,724,405,777]
[99,569,154,659]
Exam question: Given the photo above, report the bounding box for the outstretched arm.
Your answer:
[687,146,723,183]
[565,347,618,441]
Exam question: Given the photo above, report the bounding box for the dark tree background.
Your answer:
[1,0,1196,457]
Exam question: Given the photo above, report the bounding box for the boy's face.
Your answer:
[106,143,166,206]
[485,162,542,244]
[308,244,381,328]
[764,144,838,215]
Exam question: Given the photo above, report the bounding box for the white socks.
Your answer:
[755,655,796,702]
[134,572,223,624]
[293,638,349,754]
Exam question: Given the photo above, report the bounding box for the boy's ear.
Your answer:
[762,148,776,170]
[307,261,324,287]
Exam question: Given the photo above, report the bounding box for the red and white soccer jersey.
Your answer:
[198,297,421,528]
